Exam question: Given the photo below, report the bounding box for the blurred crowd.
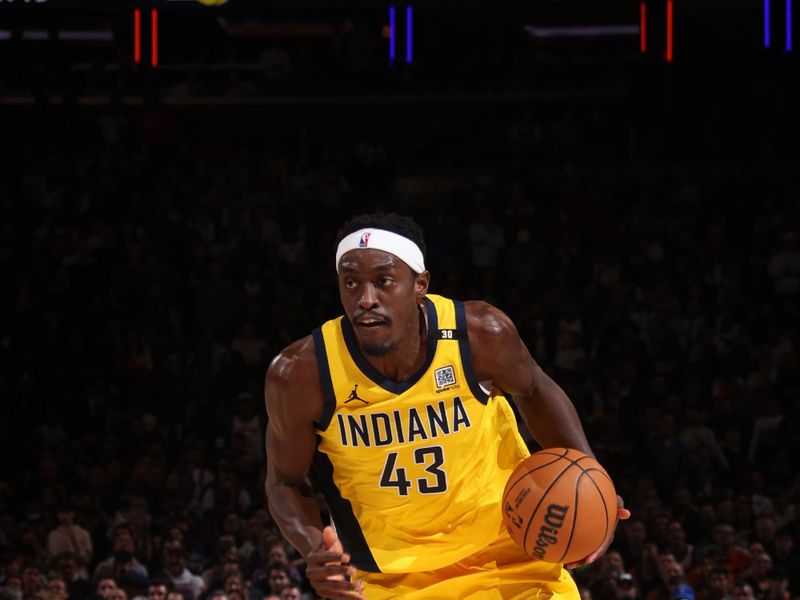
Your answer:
[0,82,799,600]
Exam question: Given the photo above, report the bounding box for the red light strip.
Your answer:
[640,1,647,53]
[666,0,673,62]
[151,9,158,67]
[133,8,141,64]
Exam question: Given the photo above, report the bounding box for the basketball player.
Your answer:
[265,213,629,599]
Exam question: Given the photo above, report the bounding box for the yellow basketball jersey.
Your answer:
[311,294,531,574]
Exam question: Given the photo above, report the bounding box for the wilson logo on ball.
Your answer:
[531,503,569,559]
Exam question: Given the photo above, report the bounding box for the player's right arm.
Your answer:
[264,337,365,600]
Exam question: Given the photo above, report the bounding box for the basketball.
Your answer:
[502,447,618,564]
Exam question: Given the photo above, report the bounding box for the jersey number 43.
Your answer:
[379,446,448,495]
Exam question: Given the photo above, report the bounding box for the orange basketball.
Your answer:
[501,447,618,564]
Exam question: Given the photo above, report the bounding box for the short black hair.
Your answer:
[336,213,426,259]
[148,579,174,592]
[267,561,290,574]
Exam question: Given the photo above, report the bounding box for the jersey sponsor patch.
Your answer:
[434,365,457,389]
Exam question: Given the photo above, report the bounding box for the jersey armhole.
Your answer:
[312,327,337,430]
[453,300,490,405]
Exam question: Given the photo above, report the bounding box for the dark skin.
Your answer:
[265,248,629,600]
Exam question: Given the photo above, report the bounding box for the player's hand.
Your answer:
[565,495,630,570]
[305,526,367,600]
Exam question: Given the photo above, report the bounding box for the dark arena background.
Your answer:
[1,0,799,599]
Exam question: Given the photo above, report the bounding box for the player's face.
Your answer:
[338,249,429,357]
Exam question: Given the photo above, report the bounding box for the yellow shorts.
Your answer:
[355,530,578,600]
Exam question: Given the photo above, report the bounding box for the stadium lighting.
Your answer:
[134,8,141,64]
[151,8,158,67]
[389,5,396,64]
[406,5,413,64]
[640,1,647,52]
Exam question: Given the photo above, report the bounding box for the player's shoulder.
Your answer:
[462,300,523,377]
[267,335,318,386]
[266,335,323,422]
[462,300,518,339]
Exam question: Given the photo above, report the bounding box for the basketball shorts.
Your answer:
[354,529,579,599]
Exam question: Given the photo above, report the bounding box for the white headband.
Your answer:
[336,228,426,274]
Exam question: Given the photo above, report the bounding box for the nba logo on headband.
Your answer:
[337,228,426,274]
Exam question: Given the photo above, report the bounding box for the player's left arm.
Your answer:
[466,300,630,566]
[466,300,591,453]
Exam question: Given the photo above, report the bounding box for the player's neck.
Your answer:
[363,305,427,382]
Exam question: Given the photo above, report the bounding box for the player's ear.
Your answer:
[415,271,430,298]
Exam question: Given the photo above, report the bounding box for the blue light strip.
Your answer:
[765,0,771,47]
[787,0,793,51]
[406,5,413,64]
[389,5,396,64]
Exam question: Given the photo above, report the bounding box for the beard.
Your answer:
[360,338,399,357]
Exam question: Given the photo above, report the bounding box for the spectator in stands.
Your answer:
[709,523,750,578]
[643,551,684,600]
[613,572,642,600]
[221,574,247,600]
[276,585,300,600]
[111,553,148,600]
[771,528,800,595]
[95,579,117,600]
[761,568,790,600]
[217,513,255,565]
[260,566,291,600]
[46,578,69,600]
[230,396,263,462]
[145,579,171,600]
[467,203,505,274]
[51,554,91,600]
[260,543,301,588]
[105,497,153,563]
[46,504,92,578]
[199,462,251,518]
[731,582,755,600]
[679,409,730,471]
[618,518,648,571]
[738,551,774,592]
[753,515,777,554]
[158,541,203,600]
[665,521,695,573]
[587,550,627,599]
[94,527,148,583]
[230,325,266,370]
[695,567,730,600]
[645,413,693,483]
[200,540,239,592]
[22,566,47,600]
[670,580,696,600]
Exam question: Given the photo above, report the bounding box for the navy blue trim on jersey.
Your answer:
[312,328,337,431]
[340,297,439,395]
[453,300,490,405]
[310,448,381,573]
